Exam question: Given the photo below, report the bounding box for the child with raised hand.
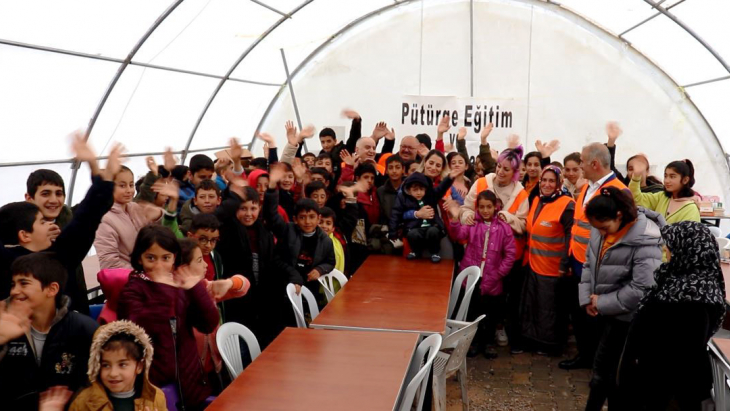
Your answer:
[389,169,456,263]
[448,192,516,358]
[0,133,120,314]
[0,253,99,410]
[65,320,167,411]
[117,225,219,411]
[95,164,164,270]
[264,164,335,301]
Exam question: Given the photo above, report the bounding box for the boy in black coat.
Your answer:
[265,165,335,307]
[0,253,98,410]
[388,171,455,263]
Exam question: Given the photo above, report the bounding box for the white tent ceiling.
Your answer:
[0,0,728,205]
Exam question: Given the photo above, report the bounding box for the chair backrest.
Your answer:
[709,226,723,238]
[96,268,132,324]
[717,237,730,253]
[441,315,485,376]
[398,334,442,411]
[709,341,730,410]
[447,266,481,321]
[318,269,349,302]
[216,322,262,380]
[286,283,320,328]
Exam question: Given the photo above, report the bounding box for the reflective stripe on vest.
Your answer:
[527,195,574,276]
[569,177,628,263]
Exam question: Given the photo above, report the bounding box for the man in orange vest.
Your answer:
[559,143,630,371]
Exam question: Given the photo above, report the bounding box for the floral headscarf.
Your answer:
[639,221,726,333]
[539,165,565,200]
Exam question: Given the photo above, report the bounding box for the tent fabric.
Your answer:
[0,0,728,205]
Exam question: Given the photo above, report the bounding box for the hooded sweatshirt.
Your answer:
[578,207,665,322]
[69,320,167,411]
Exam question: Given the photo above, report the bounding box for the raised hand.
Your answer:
[268,163,286,189]
[152,180,179,201]
[384,127,396,141]
[70,130,101,176]
[341,109,360,120]
[291,158,307,181]
[102,143,125,182]
[371,122,389,141]
[0,300,31,345]
[340,149,356,167]
[146,156,159,176]
[535,139,560,158]
[262,143,270,159]
[437,114,451,134]
[285,121,298,146]
[457,127,467,141]
[175,265,205,290]
[257,132,277,149]
[606,121,622,146]
[449,165,463,180]
[299,125,316,141]
[506,134,520,149]
[480,123,494,143]
[417,145,430,157]
[38,386,73,411]
[163,147,177,173]
[229,138,243,161]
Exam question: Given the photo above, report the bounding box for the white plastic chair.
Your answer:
[397,334,442,411]
[709,226,723,238]
[447,266,481,322]
[317,269,348,302]
[286,283,320,328]
[433,315,485,411]
[216,322,261,380]
[716,237,730,254]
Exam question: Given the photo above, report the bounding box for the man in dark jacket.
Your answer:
[0,253,98,410]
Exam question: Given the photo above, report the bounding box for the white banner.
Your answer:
[398,95,528,162]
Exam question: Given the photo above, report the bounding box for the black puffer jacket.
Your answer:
[388,172,453,238]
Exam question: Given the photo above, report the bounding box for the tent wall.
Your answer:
[257,0,730,203]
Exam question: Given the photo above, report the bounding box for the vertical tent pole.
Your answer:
[280,48,307,153]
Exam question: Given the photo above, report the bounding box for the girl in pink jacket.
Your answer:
[95,166,163,269]
[448,190,516,359]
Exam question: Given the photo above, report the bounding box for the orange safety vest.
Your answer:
[340,161,386,175]
[569,176,628,263]
[473,177,529,260]
[526,196,575,276]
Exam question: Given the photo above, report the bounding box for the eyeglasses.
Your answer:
[193,236,219,246]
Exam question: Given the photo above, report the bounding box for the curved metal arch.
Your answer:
[250,0,417,153]
[252,0,730,161]
[67,0,184,205]
[180,0,314,163]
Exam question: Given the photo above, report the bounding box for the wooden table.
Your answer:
[206,328,419,411]
[311,254,453,335]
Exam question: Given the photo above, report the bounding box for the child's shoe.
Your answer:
[431,254,441,263]
[483,346,498,359]
[406,252,417,260]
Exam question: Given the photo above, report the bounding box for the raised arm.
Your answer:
[343,109,362,154]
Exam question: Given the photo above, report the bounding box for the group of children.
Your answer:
[0,113,714,411]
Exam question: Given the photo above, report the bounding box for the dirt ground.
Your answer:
[443,343,595,411]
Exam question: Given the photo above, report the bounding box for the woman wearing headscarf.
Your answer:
[618,221,726,410]
[579,187,665,411]
[521,166,575,355]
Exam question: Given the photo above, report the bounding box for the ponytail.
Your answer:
[665,159,695,198]
[585,186,637,228]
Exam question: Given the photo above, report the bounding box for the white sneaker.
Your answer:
[496,329,508,346]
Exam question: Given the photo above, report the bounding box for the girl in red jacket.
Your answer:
[118,224,220,411]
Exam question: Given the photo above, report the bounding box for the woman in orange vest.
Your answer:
[458,146,530,352]
[520,166,575,355]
